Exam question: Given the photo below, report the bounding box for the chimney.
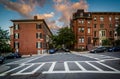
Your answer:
[34,16,38,20]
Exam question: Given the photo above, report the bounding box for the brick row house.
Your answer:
[10,16,52,55]
[70,9,120,50]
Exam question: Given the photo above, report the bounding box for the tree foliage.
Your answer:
[0,27,11,53]
[51,27,75,49]
[116,25,120,36]
[102,39,111,46]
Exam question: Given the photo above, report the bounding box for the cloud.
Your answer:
[36,12,55,19]
[53,0,88,26]
[0,0,46,17]
[0,0,88,32]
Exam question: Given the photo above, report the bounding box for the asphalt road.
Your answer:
[0,51,120,79]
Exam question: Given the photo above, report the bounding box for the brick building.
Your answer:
[70,9,120,50]
[10,16,52,55]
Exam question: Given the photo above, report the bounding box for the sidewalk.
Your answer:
[0,65,10,73]
[71,51,89,54]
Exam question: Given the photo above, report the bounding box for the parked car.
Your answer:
[49,49,56,54]
[108,46,120,52]
[90,46,106,53]
[14,53,22,58]
[0,56,5,64]
[5,53,21,59]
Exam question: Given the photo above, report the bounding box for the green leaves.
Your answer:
[0,27,11,53]
[51,27,75,49]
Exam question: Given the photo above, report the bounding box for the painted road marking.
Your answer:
[48,62,56,72]
[64,62,70,71]
[77,53,120,61]
[6,55,47,65]
[85,61,103,71]
[75,61,87,71]
[1,61,120,76]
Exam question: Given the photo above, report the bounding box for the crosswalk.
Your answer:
[76,53,120,61]
[0,61,120,76]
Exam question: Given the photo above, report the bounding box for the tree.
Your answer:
[102,39,111,46]
[116,25,120,36]
[53,27,75,48]
[0,27,11,53]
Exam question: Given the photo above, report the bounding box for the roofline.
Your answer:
[11,19,44,22]
[11,19,53,35]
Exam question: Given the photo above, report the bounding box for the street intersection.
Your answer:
[0,52,120,79]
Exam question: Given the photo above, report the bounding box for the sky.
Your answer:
[0,0,120,33]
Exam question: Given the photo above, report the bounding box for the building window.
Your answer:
[88,37,91,44]
[14,24,19,30]
[101,30,105,37]
[115,24,118,27]
[36,33,42,39]
[94,16,97,21]
[100,24,104,28]
[78,46,85,50]
[78,20,84,24]
[109,16,112,21]
[94,31,96,37]
[88,21,90,24]
[88,13,91,17]
[109,24,112,28]
[88,28,90,33]
[36,24,42,29]
[36,42,42,48]
[80,12,83,17]
[78,27,84,32]
[94,24,97,28]
[79,37,84,43]
[115,16,119,20]
[14,41,19,49]
[14,33,19,39]
[109,31,112,36]
[100,16,104,21]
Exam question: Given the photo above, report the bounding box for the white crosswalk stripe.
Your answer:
[79,54,120,61]
[0,61,120,76]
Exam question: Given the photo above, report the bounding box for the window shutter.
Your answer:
[18,42,19,48]
[40,42,42,48]
[18,24,19,29]
[36,33,38,39]
[40,33,42,38]
[18,33,19,38]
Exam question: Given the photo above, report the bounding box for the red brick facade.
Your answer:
[71,9,120,50]
[10,17,52,55]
